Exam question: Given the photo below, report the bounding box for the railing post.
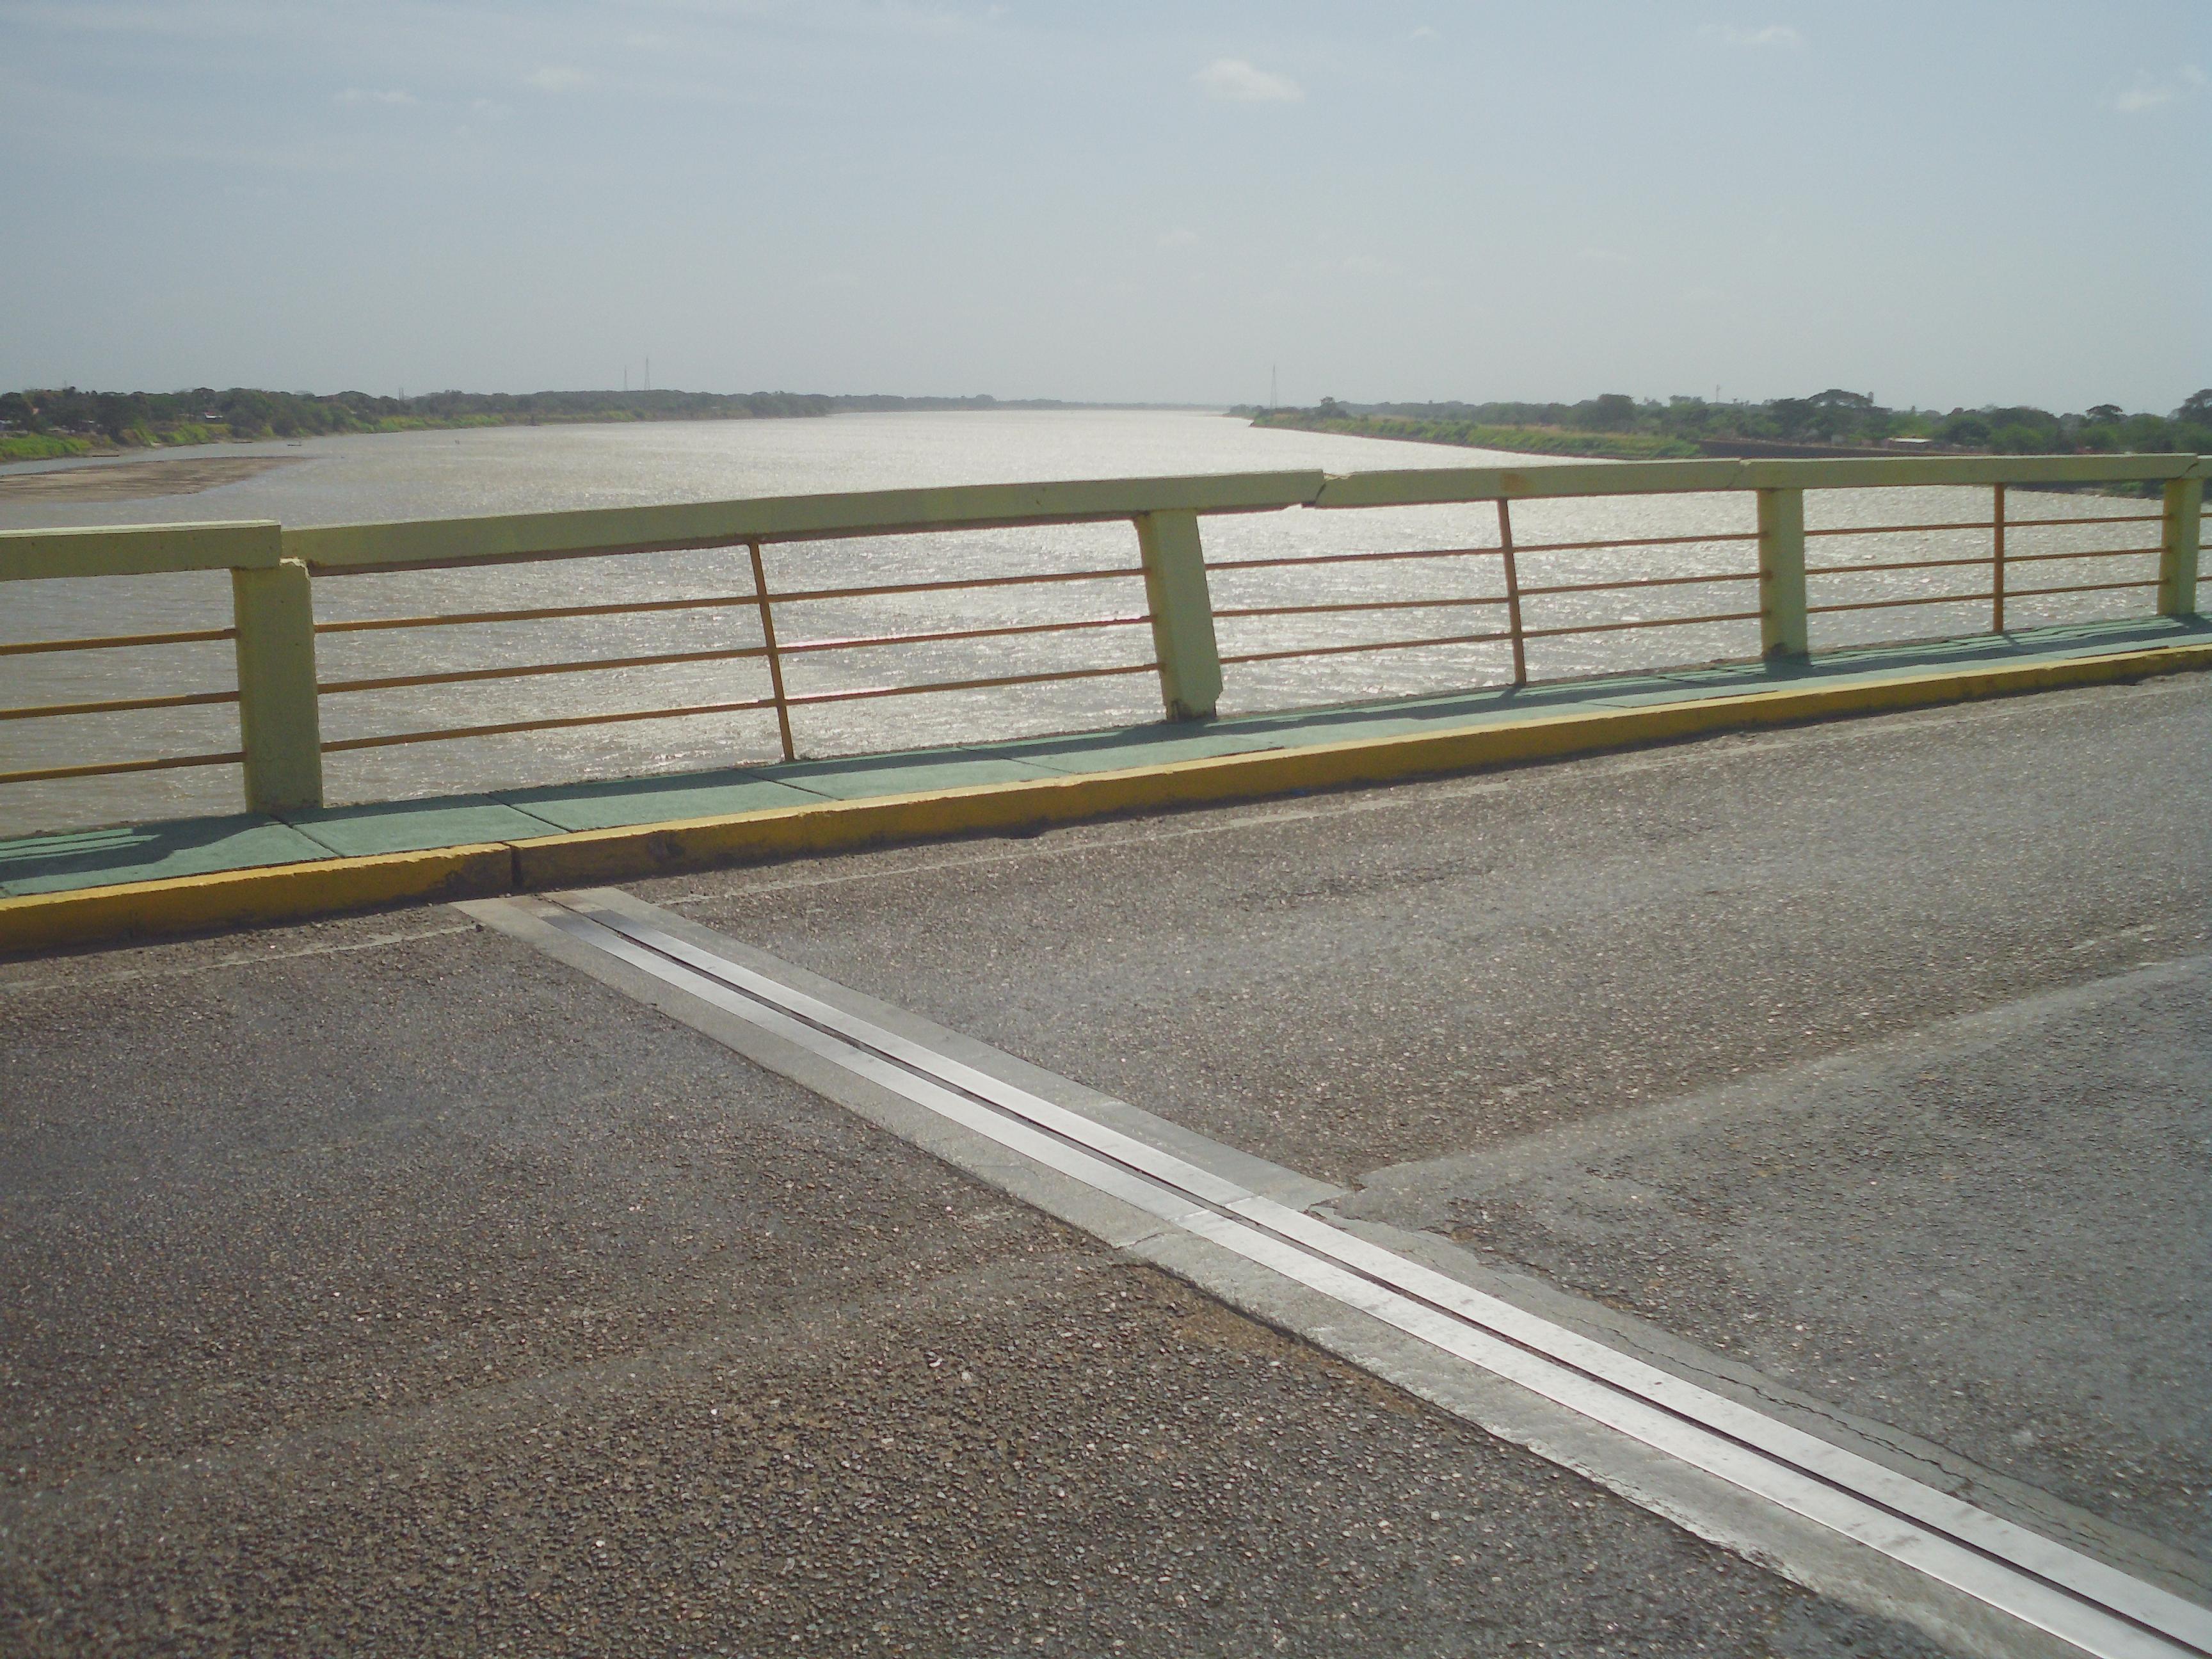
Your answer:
[1991,484,2007,634]
[746,540,797,762]
[2160,477,2202,617]
[230,553,325,813]
[1134,509,1222,720]
[1496,499,1527,685]
[1756,487,1809,659]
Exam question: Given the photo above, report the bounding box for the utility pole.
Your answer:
[645,355,651,392]
[1269,364,1278,412]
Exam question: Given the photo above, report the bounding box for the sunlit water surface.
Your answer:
[0,412,2161,833]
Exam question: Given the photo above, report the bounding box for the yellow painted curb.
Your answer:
[3,641,2205,958]
[508,643,2212,888]
[0,842,512,958]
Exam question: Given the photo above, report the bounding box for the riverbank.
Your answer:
[1245,410,2175,492]
[0,408,785,464]
[0,389,1223,465]
[1250,410,1699,460]
[0,454,309,501]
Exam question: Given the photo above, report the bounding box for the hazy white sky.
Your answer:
[3,1,2205,410]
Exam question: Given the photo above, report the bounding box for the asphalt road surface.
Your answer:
[3,672,2206,1655]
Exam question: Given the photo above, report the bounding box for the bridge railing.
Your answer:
[0,454,2201,821]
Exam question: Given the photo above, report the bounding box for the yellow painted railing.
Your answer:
[0,454,2202,818]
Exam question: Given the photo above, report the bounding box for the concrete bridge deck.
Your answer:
[1,663,2208,1656]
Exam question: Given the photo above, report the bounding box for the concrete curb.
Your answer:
[5,641,2206,958]
[0,842,511,958]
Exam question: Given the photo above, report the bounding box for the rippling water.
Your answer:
[0,412,2163,835]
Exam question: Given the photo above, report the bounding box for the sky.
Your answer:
[1,1,2206,412]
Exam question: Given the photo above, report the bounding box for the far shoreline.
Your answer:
[0,400,1233,468]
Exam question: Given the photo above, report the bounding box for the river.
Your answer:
[0,411,2161,835]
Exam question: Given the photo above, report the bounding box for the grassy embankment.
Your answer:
[0,433,94,461]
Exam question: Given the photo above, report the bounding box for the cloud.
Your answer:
[1157,227,1200,249]
[527,65,589,92]
[336,87,416,106]
[1409,25,1439,41]
[2115,64,2204,113]
[1194,58,1303,104]
[1702,24,1803,48]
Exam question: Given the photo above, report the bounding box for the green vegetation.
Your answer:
[1244,389,2212,461]
[0,386,1079,453]
[0,431,92,461]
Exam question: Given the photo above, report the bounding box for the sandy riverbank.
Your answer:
[0,453,309,502]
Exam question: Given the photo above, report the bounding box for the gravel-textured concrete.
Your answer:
[644,674,2211,1573]
[1339,958,2212,1562]
[649,677,2209,1189]
[0,916,1947,1656]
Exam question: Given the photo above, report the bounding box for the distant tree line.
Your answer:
[1242,389,2212,460]
[0,386,1080,455]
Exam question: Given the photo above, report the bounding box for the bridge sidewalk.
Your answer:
[1,616,2205,951]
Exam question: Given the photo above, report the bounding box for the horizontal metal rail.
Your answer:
[2005,577,2162,600]
[1805,554,1987,576]
[1208,546,1493,575]
[1215,595,1511,621]
[319,661,1159,753]
[2001,513,2162,529]
[323,696,787,752]
[1515,531,1761,555]
[1807,591,1996,616]
[1800,578,2180,615]
[0,749,243,787]
[780,660,1156,707]
[764,566,1145,607]
[1806,518,1993,538]
[1521,570,1753,597]
[314,566,1148,636]
[317,594,765,634]
[1207,530,1759,577]
[0,687,239,722]
[1807,545,2163,580]
[314,615,1156,696]
[1521,609,1765,639]
[2010,543,2164,563]
[318,643,773,697]
[0,626,236,657]
[779,614,1151,656]
[1796,512,2162,538]
[1221,629,1516,666]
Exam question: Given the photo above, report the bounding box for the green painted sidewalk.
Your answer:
[3,616,2203,901]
